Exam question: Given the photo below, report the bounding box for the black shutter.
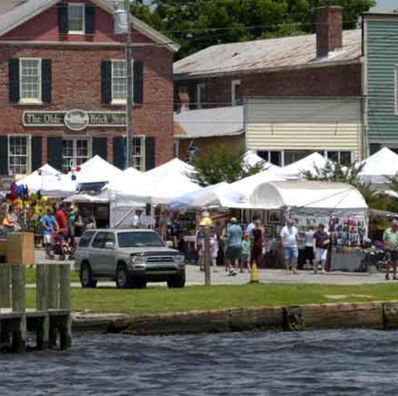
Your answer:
[58,2,68,34]
[41,59,52,103]
[92,137,107,160]
[85,4,95,34]
[145,137,156,170]
[47,137,63,171]
[133,61,144,104]
[9,59,19,103]
[31,137,42,171]
[113,137,125,170]
[0,136,8,175]
[101,61,112,104]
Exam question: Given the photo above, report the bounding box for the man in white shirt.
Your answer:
[280,218,299,274]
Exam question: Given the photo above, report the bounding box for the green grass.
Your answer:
[25,283,398,315]
[25,267,80,284]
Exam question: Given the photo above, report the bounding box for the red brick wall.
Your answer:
[175,63,362,108]
[0,1,174,168]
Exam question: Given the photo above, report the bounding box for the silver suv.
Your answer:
[74,229,186,289]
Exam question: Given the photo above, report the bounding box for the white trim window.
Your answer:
[62,139,91,171]
[68,4,85,34]
[111,60,127,103]
[257,150,282,166]
[196,83,207,109]
[231,79,242,106]
[132,136,145,171]
[8,135,31,175]
[324,150,352,166]
[20,58,41,102]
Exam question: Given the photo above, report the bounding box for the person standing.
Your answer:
[246,215,259,238]
[209,226,219,273]
[195,222,206,271]
[280,218,299,274]
[383,218,398,280]
[304,225,315,269]
[226,217,242,276]
[313,224,330,274]
[55,204,69,237]
[241,233,251,273]
[40,208,58,259]
[251,220,265,270]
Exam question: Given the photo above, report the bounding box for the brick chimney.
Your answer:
[316,6,343,58]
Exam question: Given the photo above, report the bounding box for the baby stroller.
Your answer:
[51,230,71,260]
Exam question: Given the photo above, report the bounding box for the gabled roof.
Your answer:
[0,0,179,52]
[0,0,25,15]
[174,29,361,79]
[174,106,244,139]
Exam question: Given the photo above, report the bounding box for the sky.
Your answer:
[372,0,398,11]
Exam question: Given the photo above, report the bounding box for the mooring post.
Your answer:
[11,265,26,353]
[59,263,72,350]
[48,265,59,348]
[0,265,10,309]
[36,264,49,350]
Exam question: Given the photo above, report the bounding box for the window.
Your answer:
[284,150,312,166]
[257,150,282,166]
[8,136,31,175]
[20,58,41,101]
[62,139,90,171]
[324,150,352,166]
[132,137,145,171]
[231,79,242,106]
[111,60,127,102]
[118,231,164,248]
[78,231,96,247]
[68,4,84,33]
[196,83,207,109]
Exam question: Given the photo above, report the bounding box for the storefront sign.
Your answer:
[22,110,127,130]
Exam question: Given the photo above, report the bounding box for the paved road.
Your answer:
[35,249,392,287]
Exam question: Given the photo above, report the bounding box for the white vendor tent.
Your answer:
[72,155,123,184]
[248,181,368,213]
[168,182,248,209]
[358,147,398,186]
[16,164,59,192]
[106,166,144,191]
[274,152,328,178]
[39,173,78,197]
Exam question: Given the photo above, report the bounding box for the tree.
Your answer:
[191,147,264,186]
[131,0,375,59]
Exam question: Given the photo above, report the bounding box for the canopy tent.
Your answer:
[144,158,195,181]
[39,173,77,197]
[168,182,248,210]
[71,155,123,184]
[64,192,109,203]
[243,150,280,172]
[273,152,328,178]
[248,181,368,212]
[16,164,59,192]
[358,147,398,186]
[106,166,144,191]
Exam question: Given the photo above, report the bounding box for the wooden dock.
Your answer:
[0,263,71,353]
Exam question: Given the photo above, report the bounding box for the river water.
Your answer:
[0,330,397,395]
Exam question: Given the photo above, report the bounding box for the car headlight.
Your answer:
[174,255,185,263]
[131,254,145,264]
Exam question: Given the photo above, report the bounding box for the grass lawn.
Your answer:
[25,267,80,284]
[25,283,398,315]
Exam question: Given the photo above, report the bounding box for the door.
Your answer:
[101,232,116,275]
[90,232,108,274]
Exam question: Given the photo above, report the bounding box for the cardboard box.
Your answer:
[6,232,36,265]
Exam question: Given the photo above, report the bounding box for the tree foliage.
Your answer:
[131,0,375,59]
[191,147,264,186]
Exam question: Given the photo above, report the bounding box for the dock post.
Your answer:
[11,265,26,353]
[48,265,59,348]
[59,264,72,350]
[0,265,10,348]
[36,264,49,350]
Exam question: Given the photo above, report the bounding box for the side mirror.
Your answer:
[166,241,173,248]
[105,241,114,249]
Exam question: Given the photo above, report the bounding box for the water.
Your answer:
[0,330,397,395]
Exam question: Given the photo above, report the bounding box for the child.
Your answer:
[209,228,219,272]
[241,233,251,273]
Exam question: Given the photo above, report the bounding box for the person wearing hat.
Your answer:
[313,223,330,274]
[226,217,243,276]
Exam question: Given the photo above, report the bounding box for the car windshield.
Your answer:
[117,231,165,248]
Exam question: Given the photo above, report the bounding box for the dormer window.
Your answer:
[68,4,85,34]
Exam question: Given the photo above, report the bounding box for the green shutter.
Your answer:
[9,59,19,103]
[58,2,68,34]
[133,61,144,104]
[145,137,156,170]
[85,4,95,34]
[101,61,112,104]
[92,137,107,160]
[113,136,125,170]
[31,137,42,171]
[41,59,52,103]
[0,136,8,175]
[47,137,63,171]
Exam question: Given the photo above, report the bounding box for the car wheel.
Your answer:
[80,262,97,288]
[167,272,186,288]
[116,264,131,289]
[130,277,147,289]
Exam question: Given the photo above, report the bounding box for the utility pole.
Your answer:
[124,0,133,169]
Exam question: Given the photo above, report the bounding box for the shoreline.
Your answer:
[72,300,398,335]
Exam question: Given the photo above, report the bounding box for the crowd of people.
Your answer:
[194,213,334,276]
[0,199,97,260]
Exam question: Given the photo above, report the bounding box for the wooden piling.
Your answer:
[0,265,10,309]
[36,264,49,311]
[11,265,26,353]
[59,264,72,350]
[48,265,59,309]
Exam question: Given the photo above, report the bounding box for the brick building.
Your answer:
[174,6,365,165]
[0,0,178,181]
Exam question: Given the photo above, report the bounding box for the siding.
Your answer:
[366,19,398,144]
[246,98,362,158]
